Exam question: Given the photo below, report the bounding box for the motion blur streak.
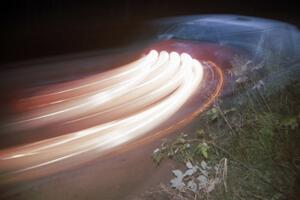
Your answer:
[0,50,210,182]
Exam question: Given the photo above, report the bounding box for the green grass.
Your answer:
[149,57,300,200]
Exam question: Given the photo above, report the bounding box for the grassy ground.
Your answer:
[147,56,300,200]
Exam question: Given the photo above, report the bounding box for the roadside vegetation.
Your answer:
[147,55,300,200]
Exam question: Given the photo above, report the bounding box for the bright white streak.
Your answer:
[0,50,204,177]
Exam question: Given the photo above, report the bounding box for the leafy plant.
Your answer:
[194,143,209,159]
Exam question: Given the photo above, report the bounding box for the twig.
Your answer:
[256,88,272,113]
[215,103,237,136]
[223,158,228,192]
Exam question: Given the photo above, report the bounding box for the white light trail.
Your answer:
[0,50,205,182]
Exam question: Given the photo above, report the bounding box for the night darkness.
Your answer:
[1,0,299,65]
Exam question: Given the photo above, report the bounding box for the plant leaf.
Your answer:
[187,180,197,193]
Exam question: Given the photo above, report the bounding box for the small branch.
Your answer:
[215,104,237,136]
[256,88,272,113]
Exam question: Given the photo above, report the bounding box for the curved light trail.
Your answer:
[0,50,223,183]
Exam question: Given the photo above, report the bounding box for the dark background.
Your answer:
[1,0,299,65]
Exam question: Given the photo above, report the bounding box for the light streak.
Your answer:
[0,50,223,183]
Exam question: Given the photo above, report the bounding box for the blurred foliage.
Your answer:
[150,57,300,200]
